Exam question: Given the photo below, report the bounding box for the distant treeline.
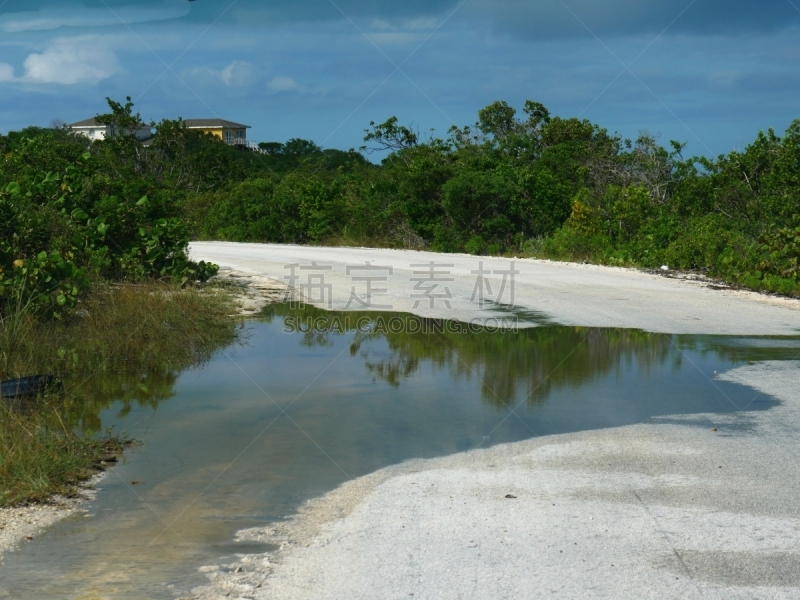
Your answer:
[194,101,799,296]
[2,96,799,316]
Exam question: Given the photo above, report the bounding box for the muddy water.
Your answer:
[1,304,797,599]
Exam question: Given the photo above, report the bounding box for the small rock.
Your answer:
[505,494,517,499]
[660,265,669,271]
[234,566,243,573]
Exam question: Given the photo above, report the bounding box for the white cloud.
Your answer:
[0,1,190,33]
[708,71,741,88]
[220,61,255,86]
[189,60,256,87]
[23,37,121,84]
[0,63,14,82]
[268,76,299,92]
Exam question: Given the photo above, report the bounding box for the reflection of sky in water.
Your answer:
[2,307,797,599]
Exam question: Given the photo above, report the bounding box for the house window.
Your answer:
[236,130,244,141]
[225,130,233,143]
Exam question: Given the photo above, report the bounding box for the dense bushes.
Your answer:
[186,99,798,295]
[0,101,225,317]
[4,97,799,303]
[0,99,248,505]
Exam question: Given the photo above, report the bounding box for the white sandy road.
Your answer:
[186,243,800,599]
[189,242,800,335]
[193,362,800,600]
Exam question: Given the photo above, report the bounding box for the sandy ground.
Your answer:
[182,244,800,599]
[190,242,800,335]
[212,266,293,315]
[0,475,103,563]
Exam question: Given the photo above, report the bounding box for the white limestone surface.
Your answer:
[190,242,800,335]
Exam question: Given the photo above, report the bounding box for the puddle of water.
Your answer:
[1,304,797,599]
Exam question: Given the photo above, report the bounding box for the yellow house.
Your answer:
[183,119,251,144]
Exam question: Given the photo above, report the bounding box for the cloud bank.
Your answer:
[468,0,800,39]
[213,0,800,38]
[3,0,797,38]
[0,1,190,33]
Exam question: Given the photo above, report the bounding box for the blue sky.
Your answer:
[1,0,799,156]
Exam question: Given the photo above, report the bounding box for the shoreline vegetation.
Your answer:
[186,101,798,298]
[0,97,241,509]
[3,96,797,309]
[0,282,239,507]
[1,95,798,508]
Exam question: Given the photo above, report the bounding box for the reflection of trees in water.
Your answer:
[363,353,420,387]
[260,303,800,409]
[363,324,674,407]
[51,324,240,433]
[261,304,676,407]
[673,335,800,364]
[18,304,800,434]
[366,328,800,406]
[60,370,179,432]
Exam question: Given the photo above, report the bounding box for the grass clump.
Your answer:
[0,281,240,507]
[0,400,125,506]
[1,282,239,380]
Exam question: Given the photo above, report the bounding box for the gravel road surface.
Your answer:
[188,245,800,597]
[190,242,800,335]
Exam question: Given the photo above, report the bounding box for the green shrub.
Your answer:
[5,97,800,300]
[465,235,486,255]
[662,215,744,272]
[540,226,613,261]
[0,116,218,316]
[757,224,800,282]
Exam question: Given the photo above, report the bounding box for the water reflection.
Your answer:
[59,371,178,432]
[2,304,798,599]
[48,304,800,434]
[259,303,796,408]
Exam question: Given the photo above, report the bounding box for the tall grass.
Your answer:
[0,400,124,506]
[1,282,239,380]
[0,282,240,506]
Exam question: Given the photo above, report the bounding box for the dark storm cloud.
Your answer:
[0,1,189,32]
[188,0,800,38]
[3,0,798,37]
[469,0,800,39]
[0,0,459,31]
